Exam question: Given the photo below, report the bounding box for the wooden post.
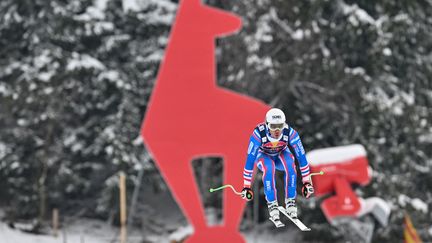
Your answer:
[52,208,59,237]
[119,172,127,243]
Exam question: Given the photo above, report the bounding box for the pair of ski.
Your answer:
[270,206,311,231]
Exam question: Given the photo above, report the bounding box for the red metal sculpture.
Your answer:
[141,0,269,242]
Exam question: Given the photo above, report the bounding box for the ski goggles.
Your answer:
[268,123,284,131]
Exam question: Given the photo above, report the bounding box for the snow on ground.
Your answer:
[0,208,148,243]
[243,223,299,243]
[1,196,300,243]
[0,219,300,243]
[0,216,176,243]
[0,176,300,243]
[0,219,122,243]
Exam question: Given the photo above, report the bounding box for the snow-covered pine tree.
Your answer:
[0,0,176,228]
[213,0,432,241]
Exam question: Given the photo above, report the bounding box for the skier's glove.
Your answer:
[241,187,254,201]
[302,182,314,199]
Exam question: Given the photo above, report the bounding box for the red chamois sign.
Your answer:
[141,0,269,242]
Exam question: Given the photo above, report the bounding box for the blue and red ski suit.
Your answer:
[243,123,311,203]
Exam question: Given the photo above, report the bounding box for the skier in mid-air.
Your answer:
[241,108,315,227]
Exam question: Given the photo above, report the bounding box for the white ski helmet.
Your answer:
[265,108,286,124]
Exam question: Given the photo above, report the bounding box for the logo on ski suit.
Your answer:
[261,141,287,154]
[256,124,289,155]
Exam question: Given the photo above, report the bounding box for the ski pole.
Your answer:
[209,184,254,201]
[307,171,324,183]
[209,184,242,195]
[309,171,324,177]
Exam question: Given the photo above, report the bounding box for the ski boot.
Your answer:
[268,201,285,228]
[285,198,297,219]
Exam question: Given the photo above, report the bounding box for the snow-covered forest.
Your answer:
[0,0,431,242]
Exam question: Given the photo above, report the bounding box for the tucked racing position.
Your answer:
[241,108,315,227]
